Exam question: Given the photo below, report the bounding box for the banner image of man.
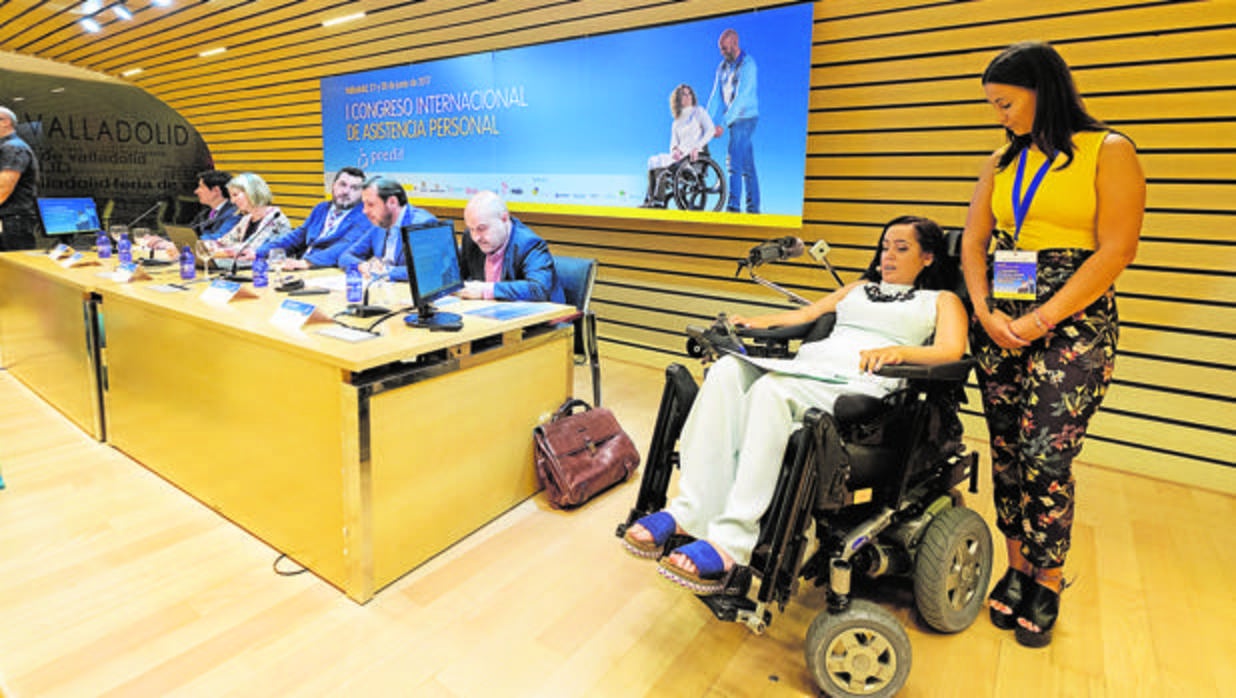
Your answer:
[706,28,759,214]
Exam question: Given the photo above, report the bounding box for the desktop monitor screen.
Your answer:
[36,197,103,237]
[400,219,464,329]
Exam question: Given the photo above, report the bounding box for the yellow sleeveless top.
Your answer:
[991,130,1107,251]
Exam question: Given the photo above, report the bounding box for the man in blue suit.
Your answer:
[253,167,372,268]
[338,176,436,282]
[189,170,241,240]
[458,190,564,303]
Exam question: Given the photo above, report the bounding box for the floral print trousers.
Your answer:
[971,249,1118,570]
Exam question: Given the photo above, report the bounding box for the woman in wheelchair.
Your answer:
[640,83,715,208]
[622,215,968,594]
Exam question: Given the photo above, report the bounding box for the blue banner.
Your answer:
[321,4,813,226]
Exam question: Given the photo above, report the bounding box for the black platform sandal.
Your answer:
[988,568,1033,630]
[1014,580,1069,648]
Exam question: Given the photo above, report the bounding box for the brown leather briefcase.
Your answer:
[533,398,640,509]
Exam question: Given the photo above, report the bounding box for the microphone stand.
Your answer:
[126,201,164,229]
[742,266,812,306]
[734,236,845,306]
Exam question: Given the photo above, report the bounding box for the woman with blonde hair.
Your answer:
[640,83,715,207]
[207,172,292,259]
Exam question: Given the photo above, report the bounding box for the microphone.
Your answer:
[738,236,805,273]
[346,273,391,318]
[126,201,164,229]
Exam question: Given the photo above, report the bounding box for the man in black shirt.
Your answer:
[0,106,40,251]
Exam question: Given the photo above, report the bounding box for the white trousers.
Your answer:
[666,355,858,564]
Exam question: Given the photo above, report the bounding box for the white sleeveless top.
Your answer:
[742,282,940,396]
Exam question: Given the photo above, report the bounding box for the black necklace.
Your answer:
[864,282,917,303]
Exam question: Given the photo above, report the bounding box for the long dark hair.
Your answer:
[861,215,957,292]
[982,41,1107,171]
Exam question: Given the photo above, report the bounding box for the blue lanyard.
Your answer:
[1012,147,1054,243]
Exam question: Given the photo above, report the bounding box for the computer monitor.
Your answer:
[36,197,103,237]
[400,219,464,331]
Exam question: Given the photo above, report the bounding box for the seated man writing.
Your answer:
[621,215,968,594]
[251,167,373,269]
[457,190,565,303]
[338,176,437,281]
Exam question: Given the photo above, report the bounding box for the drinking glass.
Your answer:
[131,227,152,256]
[195,239,215,281]
[267,247,287,285]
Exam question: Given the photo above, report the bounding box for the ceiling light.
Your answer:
[80,17,102,32]
[323,12,365,28]
[79,0,103,14]
[199,47,227,57]
[122,68,143,77]
[151,0,172,6]
[113,3,132,20]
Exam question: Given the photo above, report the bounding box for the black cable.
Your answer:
[273,553,308,576]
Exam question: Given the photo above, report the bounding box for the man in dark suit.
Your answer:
[338,176,436,282]
[253,167,373,268]
[189,169,240,240]
[458,190,564,303]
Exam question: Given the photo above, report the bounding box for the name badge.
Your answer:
[992,250,1038,300]
[48,243,73,260]
[270,298,329,330]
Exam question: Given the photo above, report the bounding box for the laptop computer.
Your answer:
[164,224,199,250]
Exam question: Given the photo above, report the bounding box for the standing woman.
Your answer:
[961,41,1145,648]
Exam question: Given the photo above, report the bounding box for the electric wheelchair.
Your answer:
[615,239,992,698]
[646,149,728,212]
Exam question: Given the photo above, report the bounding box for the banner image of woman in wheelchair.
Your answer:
[622,215,968,593]
[961,41,1145,649]
[639,83,715,209]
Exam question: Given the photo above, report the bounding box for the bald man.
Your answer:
[458,191,564,303]
[0,106,40,250]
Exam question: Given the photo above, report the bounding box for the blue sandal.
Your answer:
[622,511,677,559]
[657,540,733,595]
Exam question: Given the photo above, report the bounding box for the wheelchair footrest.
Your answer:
[697,567,770,633]
[699,590,756,623]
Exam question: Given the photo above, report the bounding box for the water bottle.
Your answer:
[179,245,196,280]
[346,265,364,304]
[252,251,269,288]
[96,230,112,259]
[117,233,132,264]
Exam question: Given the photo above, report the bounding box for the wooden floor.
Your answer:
[0,360,1233,698]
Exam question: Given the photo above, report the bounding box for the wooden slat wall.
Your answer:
[2,0,1232,492]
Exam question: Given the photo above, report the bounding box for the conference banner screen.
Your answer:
[321,4,814,227]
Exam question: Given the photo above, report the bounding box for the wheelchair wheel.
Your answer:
[804,599,911,698]
[673,157,726,212]
[912,505,992,633]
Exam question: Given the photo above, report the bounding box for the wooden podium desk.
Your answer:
[0,251,107,439]
[0,252,575,602]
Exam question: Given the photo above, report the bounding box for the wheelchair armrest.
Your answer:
[736,322,815,342]
[876,357,976,382]
[737,313,837,344]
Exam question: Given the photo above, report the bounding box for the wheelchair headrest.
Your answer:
[942,227,971,310]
